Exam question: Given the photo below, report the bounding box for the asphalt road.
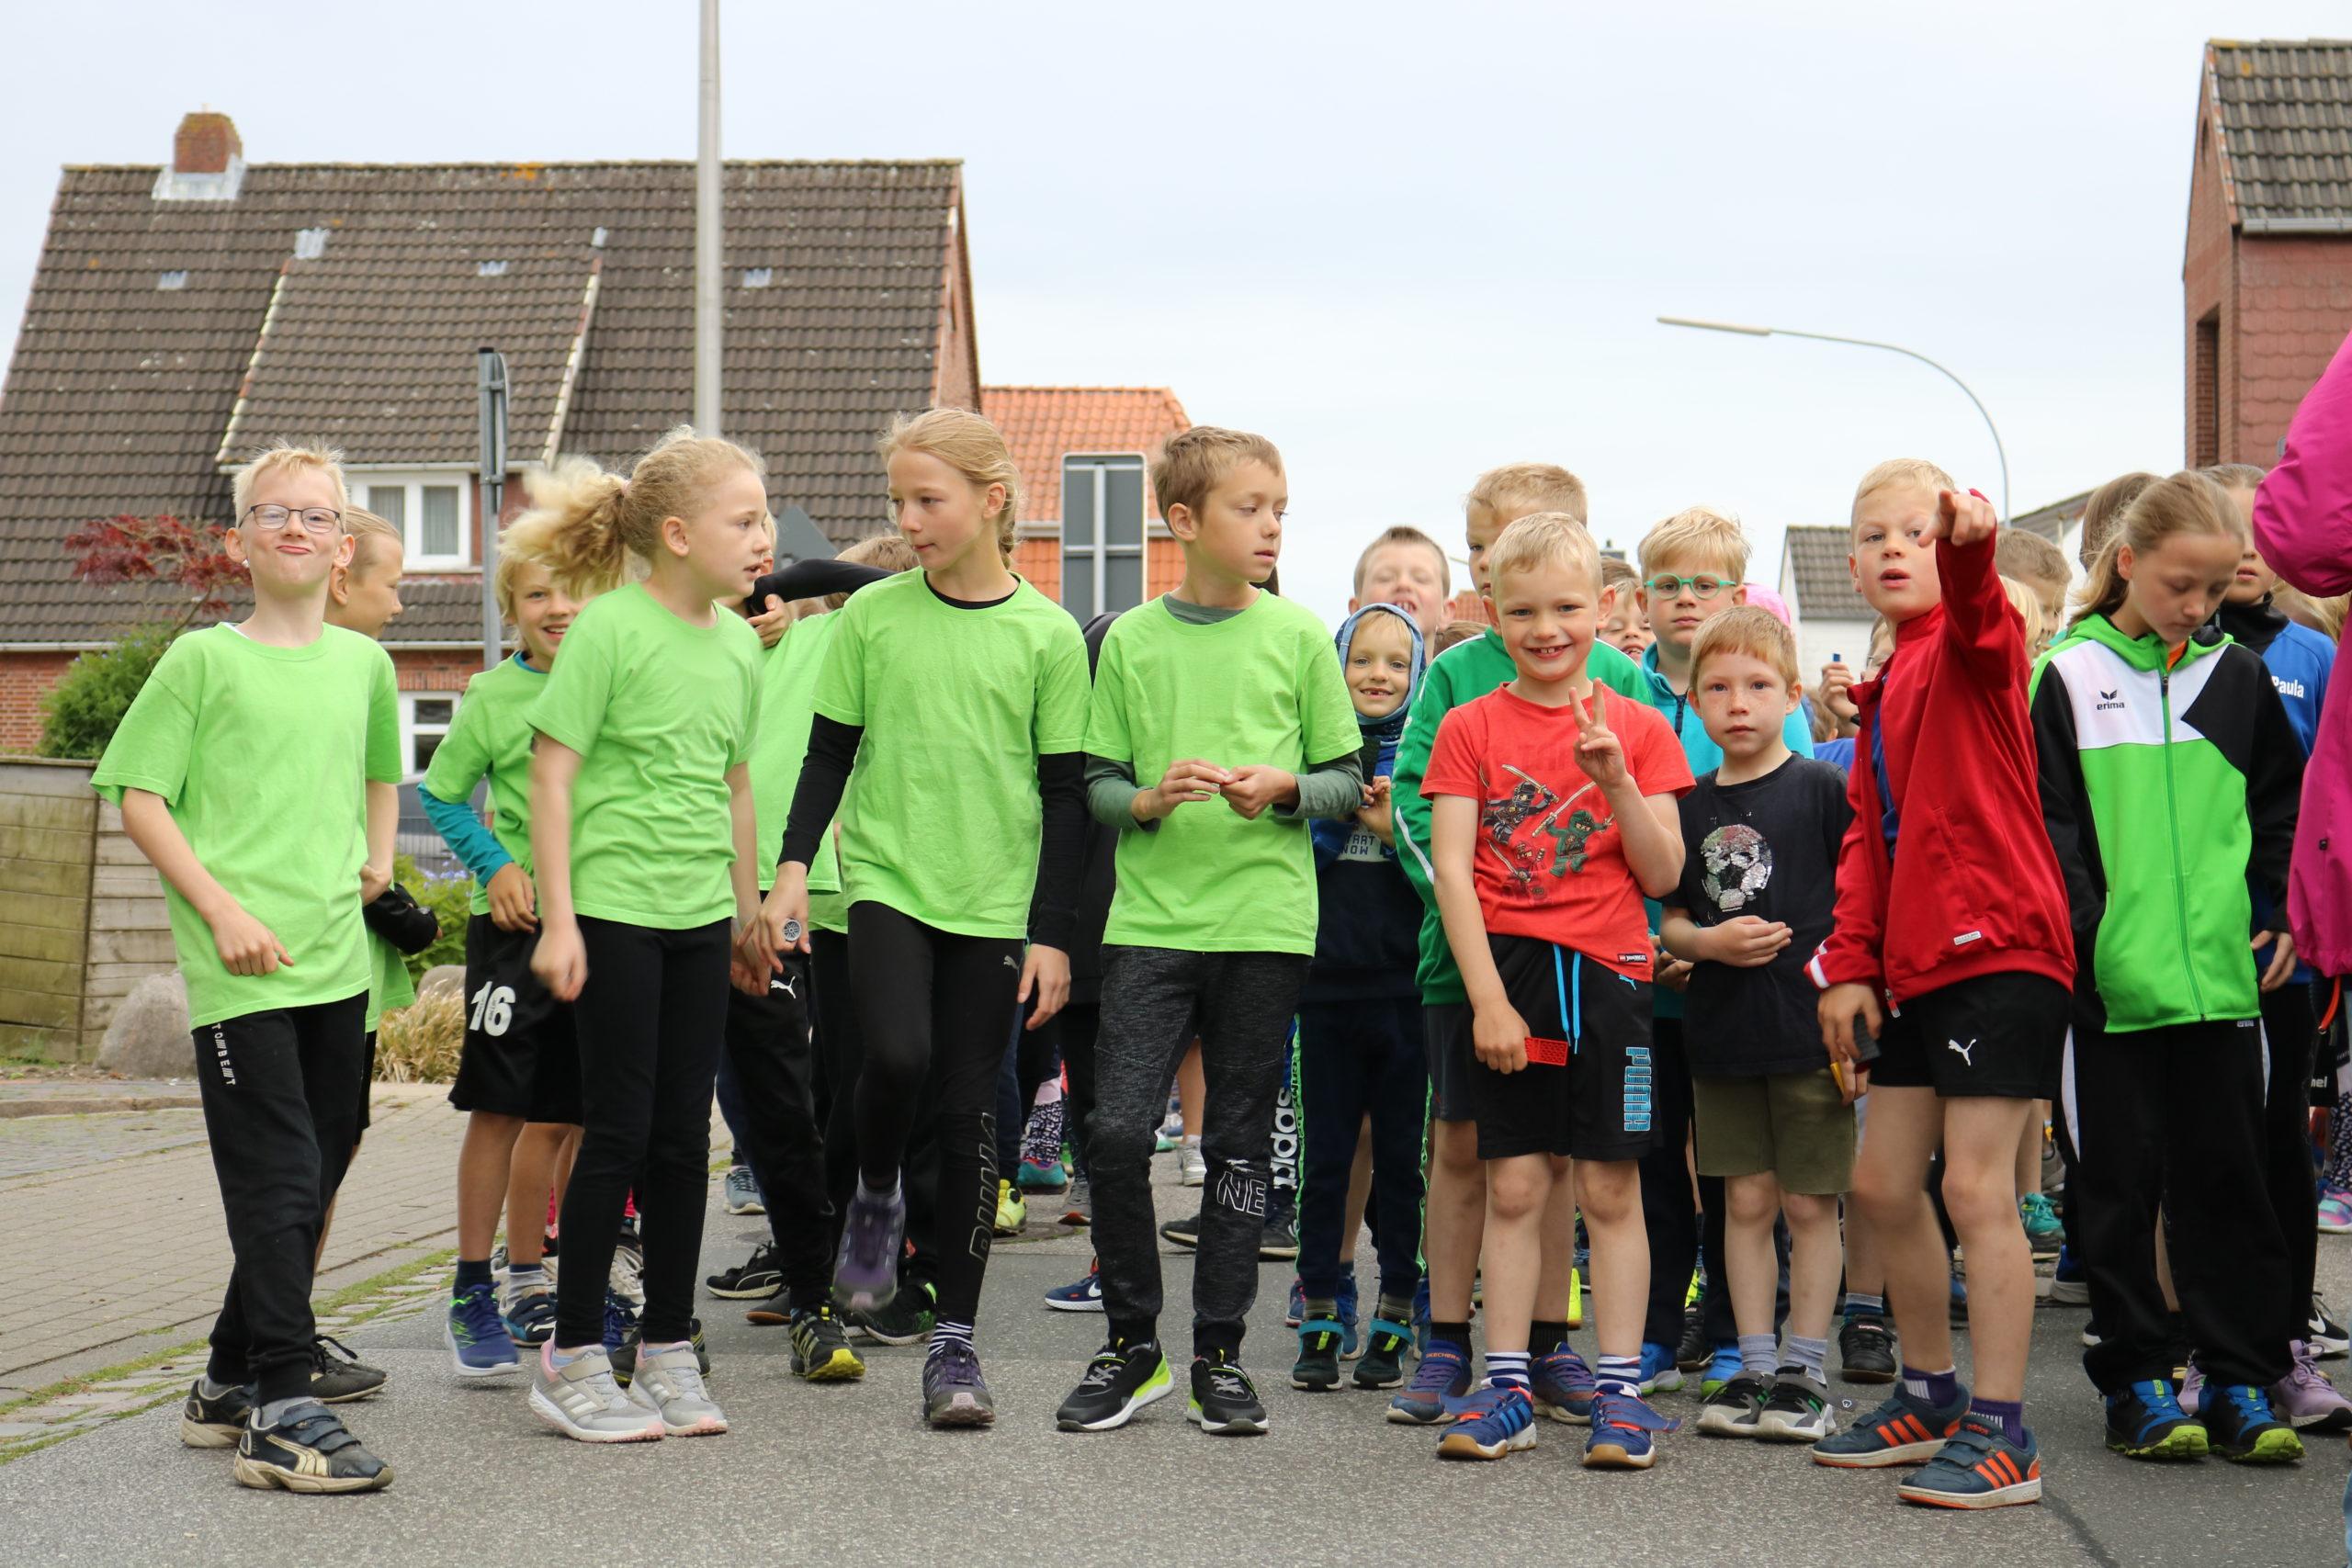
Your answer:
[4,1172,2347,1568]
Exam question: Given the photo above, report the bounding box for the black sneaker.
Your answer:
[180,1378,251,1448]
[1838,1314,1897,1384]
[1354,1320,1411,1391]
[787,1305,865,1382]
[1675,1303,1712,1371]
[232,1401,393,1493]
[1159,1213,1202,1250]
[2198,1383,2305,1464]
[1188,1351,1269,1435]
[1695,1371,1768,1437]
[612,1317,708,1387]
[1752,1374,1834,1442]
[1290,1320,1342,1391]
[850,1282,935,1346]
[707,1241,784,1301]
[1056,1340,1175,1431]
[309,1335,387,1404]
[1258,1214,1300,1261]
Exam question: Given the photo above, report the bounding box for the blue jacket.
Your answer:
[1306,604,1426,1003]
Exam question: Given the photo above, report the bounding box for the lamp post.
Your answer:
[1657,316,2010,523]
[695,0,722,435]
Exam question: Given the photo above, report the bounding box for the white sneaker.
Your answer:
[1180,1139,1207,1187]
[626,1341,729,1436]
[528,1344,663,1443]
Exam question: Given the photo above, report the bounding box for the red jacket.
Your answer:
[1807,531,2075,1005]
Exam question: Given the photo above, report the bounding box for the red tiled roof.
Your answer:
[982,386,1189,522]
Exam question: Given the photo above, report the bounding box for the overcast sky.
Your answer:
[5,1,2346,624]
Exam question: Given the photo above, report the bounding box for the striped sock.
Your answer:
[1903,1363,1962,1407]
[1486,1350,1531,1390]
[928,1319,976,1359]
[1596,1354,1641,1396]
[1970,1395,2026,1446]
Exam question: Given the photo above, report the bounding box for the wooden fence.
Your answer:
[0,758,174,1061]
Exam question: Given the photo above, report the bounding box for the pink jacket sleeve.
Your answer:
[2254,330,2352,597]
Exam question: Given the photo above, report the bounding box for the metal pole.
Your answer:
[477,347,509,671]
[695,0,722,435]
[1657,316,2011,522]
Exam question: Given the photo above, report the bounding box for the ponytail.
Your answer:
[504,427,765,598]
[2067,469,2246,631]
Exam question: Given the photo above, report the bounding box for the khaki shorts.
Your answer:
[1690,1069,1855,1194]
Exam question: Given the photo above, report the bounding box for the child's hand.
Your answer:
[1817,982,1883,1063]
[1927,489,1999,549]
[1709,917,1792,968]
[1819,662,1859,725]
[532,919,587,1003]
[358,859,393,906]
[1358,792,1396,846]
[209,903,292,976]
[1141,759,1231,821]
[1572,690,1628,791]
[1019,942,1070,1030]
[1654,953,1693,991]
[1221,764,1297,820]
[1472,1000,1531,1073]
[2255,929,2299,992]
[729,926,773,997]
[487,863,539,933]
[758,868,811,956]
[748,592,791,649]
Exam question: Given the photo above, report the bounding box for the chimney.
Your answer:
[173,111,242,175]
[154,109,245,201]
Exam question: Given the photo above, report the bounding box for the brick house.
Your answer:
[0,111,979,760]
[986,385,1191,619]
[2184,39,2352,468]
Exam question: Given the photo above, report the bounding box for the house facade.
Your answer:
[1778,525,1871,682]
[987,385,1190,621]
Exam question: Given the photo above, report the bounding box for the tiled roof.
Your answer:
[2207,39,2352,231]
[0,159,967,644]
[983,386,1190,522]
[2008,490,2088,545]
[1780,525,1867,621]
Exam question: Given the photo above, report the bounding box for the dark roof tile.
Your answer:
[2207,39,2352,231]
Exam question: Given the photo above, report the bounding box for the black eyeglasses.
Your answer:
[243,505,343,536]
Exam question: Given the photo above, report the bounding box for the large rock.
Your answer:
[97,972,194,1077]
[415,964,466,1003]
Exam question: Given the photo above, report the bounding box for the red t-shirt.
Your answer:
[1423,683,1694,979]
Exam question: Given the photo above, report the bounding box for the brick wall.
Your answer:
[390,647,486,694]
[2183,107,2233,467]
[2229,236,2352,464]
[0,651,81,754]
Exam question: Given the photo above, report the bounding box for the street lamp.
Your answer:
[1657,316,2010,523]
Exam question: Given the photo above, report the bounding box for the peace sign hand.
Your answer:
[1572,689,1628,791]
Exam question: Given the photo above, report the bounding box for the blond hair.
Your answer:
[2199,462,2267,495]
[1151,425,1283,525]
[824,532,921,612]
[881,408,1022,561]
[2073,470,2248,629]
[1638,506,1748,583]
[1487,512,1600,596]
[1993,526,2068,594]
[1352,525,1450,598]
[504,427,766,597]
[1467,463,1588,525]
[1431,619,1486,654]
[1998,574,2044,652]
[2078,470,2159,569]
[1689,604,1799,690]
[1600,555,1640,592]
[2301,592,2348,642]
[1850,458,1956,533]
[343,507,402,578]
[232,439,349,520]
[492,541,548,624]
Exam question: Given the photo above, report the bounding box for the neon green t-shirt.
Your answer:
[421,654,546,918]
[812,571,1089,940]
[365,931,415,1034]
[1087,592,1358,955]
[527,583,760,930]
[92,624,401,1031]
[749,610,844,897]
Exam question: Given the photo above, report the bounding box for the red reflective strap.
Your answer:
[1525,1035,1571,1067]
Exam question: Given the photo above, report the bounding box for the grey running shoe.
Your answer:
[1060,1173,1091,1227]
[625,1340,729,1436]
[833,1184,906,1313]
[923,1342,997,1427]
[723,1164,764,1215]
[527,1344,664,1443]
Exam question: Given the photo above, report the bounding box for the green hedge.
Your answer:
[38,625,175,760]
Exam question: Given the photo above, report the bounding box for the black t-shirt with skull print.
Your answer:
[1671,754,1855,1077]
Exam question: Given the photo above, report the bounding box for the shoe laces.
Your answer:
[2287,1340,2335,1391]
[927,1340,983,1386]
[645,1347,711,1401]
[1078,1348,1132,1389]
[2124,1379,2186,1419]
[2222,1383,2277,1422]
[1201,1359,1255,1401]
[312,1332,359,1368]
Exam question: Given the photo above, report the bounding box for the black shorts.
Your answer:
[1424,1002,1477,1124]
[1468,935,1661,1162]
[1871,970,2070,1100]
[447,914,583,1123]
[355,1032,378,1138]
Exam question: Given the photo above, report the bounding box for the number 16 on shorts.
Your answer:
[469,981,515,1037]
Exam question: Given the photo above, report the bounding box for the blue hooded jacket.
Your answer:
[1305,603,1427,1003]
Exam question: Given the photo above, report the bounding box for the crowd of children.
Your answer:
[97,336,2352,1507]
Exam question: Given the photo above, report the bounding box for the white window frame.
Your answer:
[399,691,460,781]
[1060,453,1148,621]
[351,468,474,569]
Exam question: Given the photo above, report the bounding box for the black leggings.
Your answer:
[555,917,729,1348]
[2262,981,2320,1324]
[847,901,1024,1324]
[815,927,944,1291]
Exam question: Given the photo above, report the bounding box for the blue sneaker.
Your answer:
[1584,1386,1679,1469]
[1811,1383,1968,1468]
[1897,1413,2043,1508]
[1638,1341,1684,1393]
[1284,1278,1304,1328]
[1045,1258,1104,1313]
[446,1280,520,1377]
[1950,1271,1969,1327]
[1410,1276,1431,1358]
[2048,1245,2089,1305]
[1335,1273,1361,1359]
[2198,1382,2304,1463]
[1532,1346,1597,1425]
[2104,1379,2207,1460]
[503,1288,558,1347]
[1699,1341,1741,1398]
[1437,1383,1536,1460]
[832,1183,906,1313]
[1387,1340,1473,1424]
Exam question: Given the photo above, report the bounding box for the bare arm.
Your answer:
[120,787,290,976]
[1434,793,1530,1072]
[1612,784,1686,899]
[527,738,587,1001]
[1659,907,1712,964]
[361,780,398,903]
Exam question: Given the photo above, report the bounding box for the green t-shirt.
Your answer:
[527,582,761,930]
[421,654,546,918]
[812,571,1089,940]
[1087,592,1358,955]
[91,624,401,1031]
[365,931,415,1034]
[750,611,844,896]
